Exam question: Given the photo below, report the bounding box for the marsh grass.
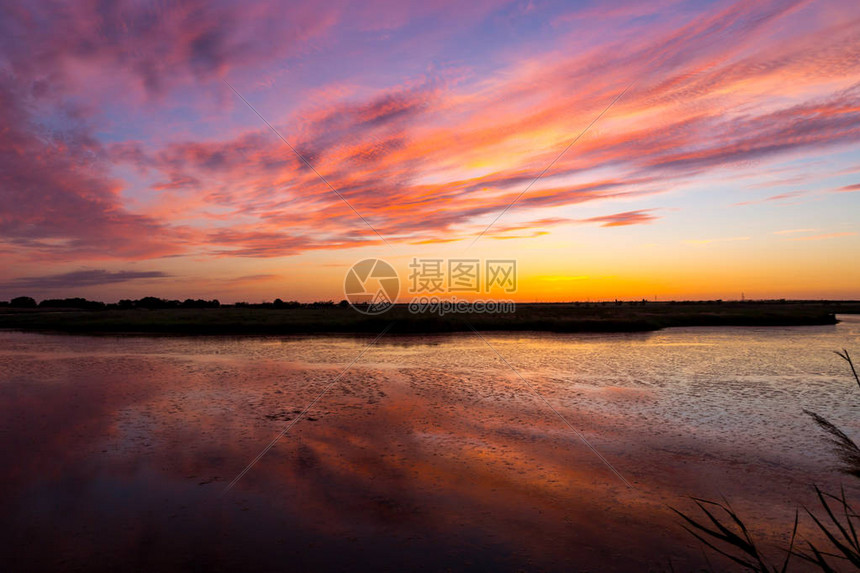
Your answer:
[674,350,860,572]
[671,498,797,572]
[796,486,860,570]
[0,302,848,335]
[804,410,860,481]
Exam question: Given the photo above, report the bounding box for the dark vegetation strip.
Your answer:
[0,299,857,335]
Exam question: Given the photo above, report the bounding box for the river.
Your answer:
[2,316,859,571]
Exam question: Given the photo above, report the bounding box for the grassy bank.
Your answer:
[0,301,856,336]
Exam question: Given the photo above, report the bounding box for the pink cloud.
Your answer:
[0,77,180,260]
[577,210,661,228]
[0,1,337,100]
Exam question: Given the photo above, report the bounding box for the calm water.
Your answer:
[2,317,859,571]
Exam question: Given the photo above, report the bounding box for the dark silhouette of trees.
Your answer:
[39,298,105,310]
[0,295,341,311]
[123,297,220,309]
[136,296,175,309]
[181,298,220,309]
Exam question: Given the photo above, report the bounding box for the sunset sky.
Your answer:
[1,0,859,302]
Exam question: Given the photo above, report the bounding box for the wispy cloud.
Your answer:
[490,231,550,240]
[222,274,282,283]
[785,232,857,241]
[773,228,817,235]
[537,275,590,282]
[735,190,807,206]
[0,270,171,291]
[577,209,660,227]
[684,237,750,246]
[408,237,463,245]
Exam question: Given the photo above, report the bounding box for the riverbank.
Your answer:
[0,301,856,335]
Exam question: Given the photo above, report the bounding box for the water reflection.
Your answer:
[1,319,859,570]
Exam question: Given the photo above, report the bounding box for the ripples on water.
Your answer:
[1,317,859,571]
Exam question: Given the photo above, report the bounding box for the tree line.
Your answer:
[0,296,344,310]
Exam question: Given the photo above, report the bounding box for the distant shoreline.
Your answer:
[0,301,857,336]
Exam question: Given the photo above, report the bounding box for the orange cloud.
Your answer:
[785,232,857,241]
[684,237,750,246]
[577,210,660,227]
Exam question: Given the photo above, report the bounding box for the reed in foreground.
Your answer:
[673,350,860,572]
